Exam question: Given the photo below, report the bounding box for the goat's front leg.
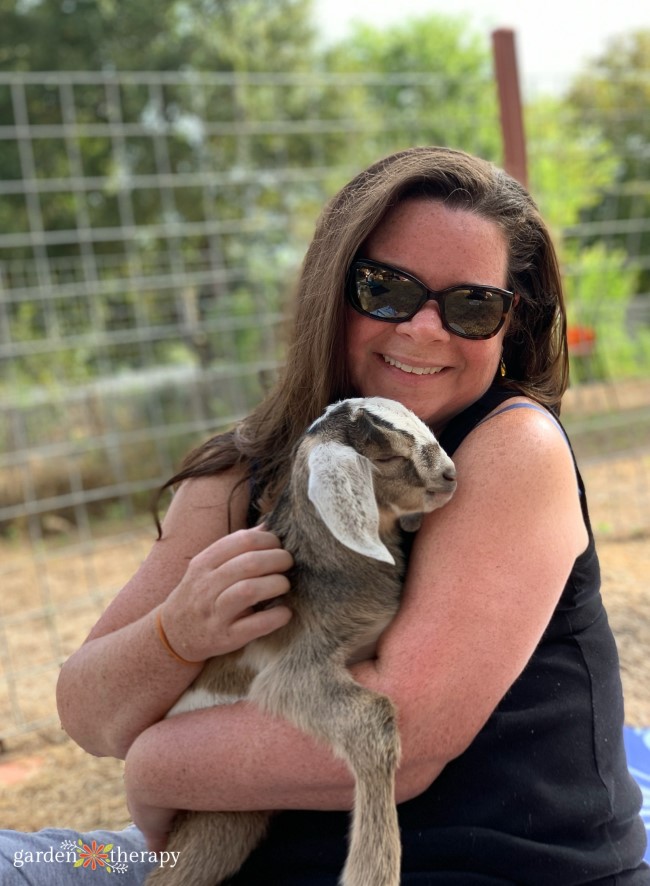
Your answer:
[145,809,270,886]
[250,655,402,886]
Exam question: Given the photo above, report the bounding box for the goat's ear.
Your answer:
[307,442,395,564]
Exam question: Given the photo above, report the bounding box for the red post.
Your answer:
[491,28,528,189]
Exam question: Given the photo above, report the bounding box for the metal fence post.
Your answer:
[491,28,528,189]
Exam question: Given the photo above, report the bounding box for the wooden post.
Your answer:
[491,28,528,189]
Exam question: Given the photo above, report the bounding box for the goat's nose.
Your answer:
[427,477,457,496]
[443,465,457,483]
[431,464,457,496]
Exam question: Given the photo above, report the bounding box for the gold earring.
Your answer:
[500,357,507,378]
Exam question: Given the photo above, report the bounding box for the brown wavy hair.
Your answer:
[159,146,568,521]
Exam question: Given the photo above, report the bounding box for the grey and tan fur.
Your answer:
[147,397,457,886]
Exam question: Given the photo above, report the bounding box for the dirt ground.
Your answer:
[1,452,649,835]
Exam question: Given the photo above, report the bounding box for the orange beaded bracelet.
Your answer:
[155,610,201,666]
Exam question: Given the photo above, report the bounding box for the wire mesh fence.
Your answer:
[1,68,649,743]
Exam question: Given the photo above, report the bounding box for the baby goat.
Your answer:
[147,396,457,886]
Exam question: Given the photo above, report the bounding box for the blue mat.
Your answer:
[624,727,650,862]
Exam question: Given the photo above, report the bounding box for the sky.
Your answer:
[313,0,649,93]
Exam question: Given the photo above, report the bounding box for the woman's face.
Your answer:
[346,198,510,431]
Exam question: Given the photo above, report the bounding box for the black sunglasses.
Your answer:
[347,259,515,340]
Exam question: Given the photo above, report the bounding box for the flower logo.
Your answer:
[72,839,115,874]
[59,836,129,874]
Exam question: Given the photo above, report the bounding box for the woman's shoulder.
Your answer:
[455,394,574,476]
[446,391,568,460]
[439,387,560,455]
[160,464,251,541]
[446,393,588,554]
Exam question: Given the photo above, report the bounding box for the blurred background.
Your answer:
[0,0,648,832]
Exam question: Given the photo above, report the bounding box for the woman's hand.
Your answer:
[126,780,176,853]
[158,527,294,663]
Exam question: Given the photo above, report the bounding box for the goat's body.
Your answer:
[152,473,404,886]
[147,398,456,886]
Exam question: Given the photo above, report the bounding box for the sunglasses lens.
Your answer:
[354,266,422,320]
[443,288,505,338]
[350,262,509,339]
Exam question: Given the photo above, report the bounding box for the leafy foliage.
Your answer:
[526,88,648,382]
[324,15,500,163]
[0,0,316,73]
[567,30,650,291]
[0,6,648,393]
[0,5,504,386]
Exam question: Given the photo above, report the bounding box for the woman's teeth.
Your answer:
[383,355,443,375]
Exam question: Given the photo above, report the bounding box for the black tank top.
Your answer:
[233,387,649,885]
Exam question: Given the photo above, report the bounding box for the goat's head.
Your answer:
[302,397,456,564]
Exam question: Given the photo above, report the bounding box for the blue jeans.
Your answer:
[0,826,165,884]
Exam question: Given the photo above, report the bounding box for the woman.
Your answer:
[4,146,647,883]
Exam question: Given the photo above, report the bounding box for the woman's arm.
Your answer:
[56,468,293,759]
[371,403,588,784]
[123,404,588,833]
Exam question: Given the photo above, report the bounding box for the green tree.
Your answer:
[0,0,318,381]
[526,93,646,382]
[324,15,501,165]
[0,0,315,73]
[527,96,618,231]
[567,30,650,292]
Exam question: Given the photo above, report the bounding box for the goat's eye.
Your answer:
[375,455,406,464]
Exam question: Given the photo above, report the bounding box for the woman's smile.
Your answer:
[381,354,445,375]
